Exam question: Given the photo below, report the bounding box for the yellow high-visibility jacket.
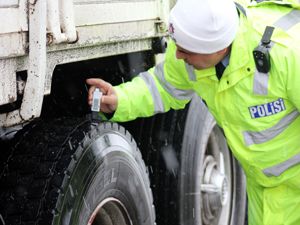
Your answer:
[111,2,300,224]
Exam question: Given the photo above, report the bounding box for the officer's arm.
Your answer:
[111,41,193,122]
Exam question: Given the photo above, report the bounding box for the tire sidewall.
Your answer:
[53,124,155,225]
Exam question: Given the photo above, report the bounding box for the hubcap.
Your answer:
[87,197,132,225]
[201,149,230,224]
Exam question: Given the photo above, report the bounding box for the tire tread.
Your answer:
[0,118,153,225]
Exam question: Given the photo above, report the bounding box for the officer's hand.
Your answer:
[86,78,118,114]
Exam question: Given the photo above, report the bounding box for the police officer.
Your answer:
[87,0,300,224]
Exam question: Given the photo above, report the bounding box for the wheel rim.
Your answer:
[87,197,132,225]
[200,126,232,225]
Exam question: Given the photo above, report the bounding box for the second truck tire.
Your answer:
[179,95,247,225]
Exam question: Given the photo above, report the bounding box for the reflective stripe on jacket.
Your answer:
[112,1,300,187]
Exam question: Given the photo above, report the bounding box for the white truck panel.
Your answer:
[0,1,19,7]
[0,0,28,33]
[74,1,158,25]
[0,59,17,105]
[0,0,28,58]
[0,33,27,58]
[0,109,22,128]
[0,0,170,127]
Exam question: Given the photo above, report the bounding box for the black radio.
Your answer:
[253,26,274,73]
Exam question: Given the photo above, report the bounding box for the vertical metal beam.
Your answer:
[20,0,47,120]
[47,0,67,44]
[60,0,77,42]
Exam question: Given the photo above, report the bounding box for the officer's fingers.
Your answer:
[107,85,117,96]
[99,104,112,114]
[86,78,103,86]
[101,81,114,95]
[88,98,93,106]
[88,86,96,102]
[102,95,117,105]
[101,95,118,110]
[86,78,111,93]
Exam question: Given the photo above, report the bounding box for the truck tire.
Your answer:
[0,118,155,225]
[179,95,247,225]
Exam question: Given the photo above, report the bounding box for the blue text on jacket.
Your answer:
[249,98,285,119]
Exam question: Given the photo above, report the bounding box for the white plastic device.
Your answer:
[91,88,102,112]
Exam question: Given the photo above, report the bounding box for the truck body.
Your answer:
[0,1,246,225]
[0,0,170,129]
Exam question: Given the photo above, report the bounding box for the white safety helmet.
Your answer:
[169,0,239,54]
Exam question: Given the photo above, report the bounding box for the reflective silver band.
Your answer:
[273,9,300,31]
[263,152,300,177]
[243,110,300,146]
[139,71,165,114]
[253,9,300,95]
[185,63,197,81]
[154,62,194,100]
[253,69,270,95]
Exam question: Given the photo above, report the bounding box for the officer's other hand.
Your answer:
[86,78,118,113]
